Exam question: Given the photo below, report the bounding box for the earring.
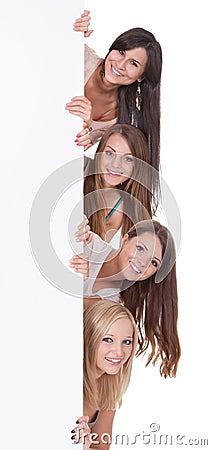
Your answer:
[135,81,142,111]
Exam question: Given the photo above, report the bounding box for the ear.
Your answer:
[121,233,129,248]
[137,77,143,82]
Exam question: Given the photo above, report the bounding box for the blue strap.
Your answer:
[105,197,123,222]
[83,156,89,172]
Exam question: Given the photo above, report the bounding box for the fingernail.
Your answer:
[76,420,79,424]
[71,429,76,434]
[74,139,78,143]
[76,134,81,138]
[71,435,76,440]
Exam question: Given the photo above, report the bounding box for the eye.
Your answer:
[102,337,113,343]
[151,260,158,268]
[123,155,133,163]
[104,150,114,157]
[136,245,145,253]
[123,339,132,346]
[130,60,138,67]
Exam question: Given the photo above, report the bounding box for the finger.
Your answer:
[76,233,91,243]
[77,217,89,230]
[66,96,91,105]
[76,135,91,145]
[85,30,94,38]
[75,223,90,235]
[82,10,90,16]
[76,416,90,424]
[70,96,91,105]
[69,253,88,263]
[84,143,93,151]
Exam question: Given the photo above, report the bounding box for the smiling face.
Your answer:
[96,318,134,377]
[104,48,148,86]
[100,133,134,187]
[118,232,162,281]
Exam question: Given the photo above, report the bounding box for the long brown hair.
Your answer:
[120,220,181,378]
[84,123,153,240]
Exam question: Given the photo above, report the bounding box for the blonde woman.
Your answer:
[71,300,138,449]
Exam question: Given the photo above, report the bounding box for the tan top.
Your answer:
[84,44,117,144]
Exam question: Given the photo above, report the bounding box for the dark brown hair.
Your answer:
[102,27,162,201]
[120,220,181,378]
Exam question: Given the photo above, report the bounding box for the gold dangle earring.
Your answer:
[135,81,142,111]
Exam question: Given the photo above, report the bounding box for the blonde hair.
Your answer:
[83,300,138,411]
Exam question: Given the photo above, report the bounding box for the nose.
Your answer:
[117,56,127,71]
[112,341,124,358]
[111,154,122,169]
[134,254,152,270]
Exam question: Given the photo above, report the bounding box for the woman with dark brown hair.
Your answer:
[66,10,162,199]
[84,123,155,242]
[70,216,181,378]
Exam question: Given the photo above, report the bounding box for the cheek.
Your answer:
[99,155,107,171]
[124,346,132,362]
[123,163,134,176]
[108,50,121,61]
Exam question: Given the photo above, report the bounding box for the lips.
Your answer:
[105,357,122,365]
[111,65,124,77]
[106,168,123,177]
[129,261,142,274]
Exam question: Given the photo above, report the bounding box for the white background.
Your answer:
[1,0,211,449]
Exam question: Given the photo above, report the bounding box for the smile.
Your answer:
[129,261,141,274]
[111,65,124,77]
[105,357,122,365]
[106,169,123,177]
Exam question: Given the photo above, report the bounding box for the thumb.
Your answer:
[85,30,94,38]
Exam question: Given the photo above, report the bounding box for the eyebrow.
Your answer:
[104,333,133,338]
[105,145,132,156]
[153,256,162,263]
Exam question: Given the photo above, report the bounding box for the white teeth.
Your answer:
[112,66,122,76]
[107,169,122,175]
[106,358,121,363]
[110,170,121,175]
[130,262,141,273]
